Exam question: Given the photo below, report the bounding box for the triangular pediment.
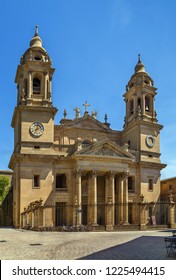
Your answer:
[73,139,135,160]
[62,115,111,131]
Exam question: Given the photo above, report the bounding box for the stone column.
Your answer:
[28,71,32,98]
[26,212,29,227]
[168,192,176,228]
[31,211,34,228]
[88,171,98,225]
[75,170,82,225]
[133,92,137,116]
[44,72,48,100]
[43,208,46,226]
[142,92,145,116]
[105,172,115,231]
[139,194,147,230]
[119,175,124,224]
[123,175,129,224]
[49,78,52,101]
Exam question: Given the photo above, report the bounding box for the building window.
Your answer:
[128,176,135,192]
[33,175,40,188]
[169,185,173,191]
[137,97,141,108]
[82,140,91,148]
[56,174,66,189]
[33,78,40,94]
[130,99,134,114]
[145,96,150,111]
[148,179,153,191]
[128,140,131,149]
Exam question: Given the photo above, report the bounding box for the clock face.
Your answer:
[145,135,155,148]
[30,122,44,137]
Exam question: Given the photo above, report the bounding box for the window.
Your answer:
[82,140,91,148]
[137,97,141,108]
[148,179,153,191]
[148,154,153,158]
[169,185,173,191]
[145,96,150,111]
[33,78,40,94]
[128,176,135,192]
[128,140,131,149]
[33,175,40,188]
[56,174,66,189]
[34,146,40,149]
[34,56,42,61]
[130,99,134,114]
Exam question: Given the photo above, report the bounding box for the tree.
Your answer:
[0,175,10,201]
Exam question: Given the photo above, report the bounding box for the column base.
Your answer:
[106,225,113,231]
[139,224,147,230]
[26,98,33,105]
[92,223,99,227]
[168,223,176,229]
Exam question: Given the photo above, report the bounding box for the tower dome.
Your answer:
[30,25,43,48]
[134,54,146,73]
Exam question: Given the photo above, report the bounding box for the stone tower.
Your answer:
[122,55,166,222]
[9,27,57,227]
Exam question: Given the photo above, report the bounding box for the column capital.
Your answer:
[119,171,129,180]
[72,169,83,177]
[89,170,98,178]
[106,171,116,179]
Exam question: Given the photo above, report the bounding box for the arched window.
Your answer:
[137,97,141,108]
[145,96,150,111]
[33,78,41,94]
[130,99,134,114]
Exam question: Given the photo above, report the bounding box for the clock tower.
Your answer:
[122,55,165,206]
[9,26,57,227]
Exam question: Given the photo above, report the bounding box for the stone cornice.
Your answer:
[139,161,167,170]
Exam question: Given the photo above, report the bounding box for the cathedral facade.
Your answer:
[9,27,167,230]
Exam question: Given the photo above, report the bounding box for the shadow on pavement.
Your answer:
[79,236,175,260]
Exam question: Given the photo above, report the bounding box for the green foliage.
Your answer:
[0,175,10,201]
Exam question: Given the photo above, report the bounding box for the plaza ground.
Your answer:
[0,228,175,260]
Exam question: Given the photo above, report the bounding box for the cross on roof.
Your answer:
[82,100,90,112]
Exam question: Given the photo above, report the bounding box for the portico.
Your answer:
[72,168,130,230]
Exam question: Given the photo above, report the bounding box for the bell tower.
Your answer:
[10,26,57,155]
[124,54,157,127]
[16,25,54,107]
[122,55,166,206]
[9,26,58,227]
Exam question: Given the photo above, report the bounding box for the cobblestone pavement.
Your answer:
[0,228,175,260]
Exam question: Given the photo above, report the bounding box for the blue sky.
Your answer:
[0,0,176,179]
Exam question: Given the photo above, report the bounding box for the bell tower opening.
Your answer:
[33,78,41,94]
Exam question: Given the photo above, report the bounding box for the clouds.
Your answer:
[109,0,132,33]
